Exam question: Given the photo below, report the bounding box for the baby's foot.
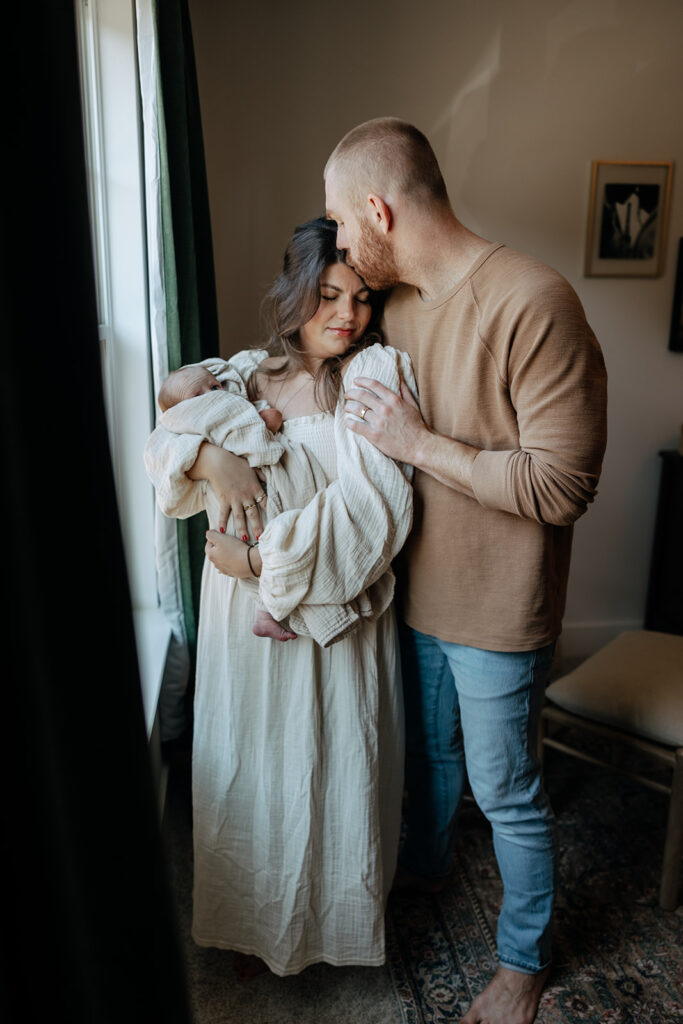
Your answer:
[252,610,297,642]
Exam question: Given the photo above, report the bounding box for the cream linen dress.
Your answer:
[145,343,415,975]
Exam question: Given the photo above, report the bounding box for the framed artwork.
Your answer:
[584,160,673,277]
[669,238,683,352]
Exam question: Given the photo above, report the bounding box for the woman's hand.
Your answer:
[205,530,262,578]
[189,442,266,538]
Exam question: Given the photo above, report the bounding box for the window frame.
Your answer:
[74,0,171,737]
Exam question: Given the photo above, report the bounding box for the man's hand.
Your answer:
[344,376,430,464]
[188,443,266,538]
[346,375,481,497]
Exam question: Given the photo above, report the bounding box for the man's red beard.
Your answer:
[348,226,401,292]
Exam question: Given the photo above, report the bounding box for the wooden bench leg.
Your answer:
[659,747,683,911]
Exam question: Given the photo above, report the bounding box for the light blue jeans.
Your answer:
[398,624,557,974]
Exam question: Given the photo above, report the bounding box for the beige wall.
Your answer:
[188,0,683,658]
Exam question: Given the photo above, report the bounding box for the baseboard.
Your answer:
[557,619,643,662]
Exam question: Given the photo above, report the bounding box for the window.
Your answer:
[75,0,171,736]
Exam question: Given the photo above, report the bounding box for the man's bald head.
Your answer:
[325,117,450,211]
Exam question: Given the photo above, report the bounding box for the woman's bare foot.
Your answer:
[233,953,269,981]
[460,965,550,1024]
[252,610,297,641]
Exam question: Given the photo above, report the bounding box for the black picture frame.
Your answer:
[669,238,683,352]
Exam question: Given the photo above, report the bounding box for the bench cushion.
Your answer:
[546,630,683,747]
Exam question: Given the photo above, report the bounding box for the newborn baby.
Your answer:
[158,364,296,642]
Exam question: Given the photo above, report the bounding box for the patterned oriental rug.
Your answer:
[163,737,682,1024]
[386,856,498,1021]
[387,749,683,1024]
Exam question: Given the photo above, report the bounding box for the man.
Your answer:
[325,117,607,1024]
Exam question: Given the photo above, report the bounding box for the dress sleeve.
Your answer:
[471,279,608,526]
[143,350,272,519]
[256,344,416,622]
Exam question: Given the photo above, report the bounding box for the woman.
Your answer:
[145,218,417,977]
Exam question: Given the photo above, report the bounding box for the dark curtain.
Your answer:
[0,5,192,1022]
[153,0,219,657]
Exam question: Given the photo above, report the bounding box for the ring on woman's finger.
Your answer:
[359,405,368,420]
[255,494,265,504]
[243,501,256,511]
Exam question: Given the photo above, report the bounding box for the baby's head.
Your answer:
[158,365,222,412]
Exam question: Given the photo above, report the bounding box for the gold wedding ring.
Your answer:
[244,493,265,512]
[360,405,367,419]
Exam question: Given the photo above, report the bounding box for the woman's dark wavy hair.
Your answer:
[255,217,387,412]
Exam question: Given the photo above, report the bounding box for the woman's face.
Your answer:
[298,262,372,366]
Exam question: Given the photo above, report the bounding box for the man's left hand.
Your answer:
[344,375,429,464]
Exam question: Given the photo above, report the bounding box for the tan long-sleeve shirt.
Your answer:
[384,242,608,651]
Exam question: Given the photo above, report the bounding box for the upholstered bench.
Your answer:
[539,629,683,910]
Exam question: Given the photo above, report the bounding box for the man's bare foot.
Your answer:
[391,864,449,894]
[252,610,297,641]
[234,952,269,981]
[461,965,550,1024]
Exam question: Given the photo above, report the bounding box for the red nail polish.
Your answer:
[256,533,261,540]
[220,527,225,534]
[241,534,248,542]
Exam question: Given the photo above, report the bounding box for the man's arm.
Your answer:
[345,289,607,530]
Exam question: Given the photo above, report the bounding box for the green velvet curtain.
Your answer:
[152,0,219,656]
[0,5,191,1022]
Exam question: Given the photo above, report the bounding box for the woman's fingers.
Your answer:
[231,493,266,541]
[204,529,247,577]
[198,448,267,537]
[205,533,218,565]
[245,501,264,538]
[216,498,230,534]
[232,501,248,542]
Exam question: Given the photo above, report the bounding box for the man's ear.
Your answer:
[366,193,392,234]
